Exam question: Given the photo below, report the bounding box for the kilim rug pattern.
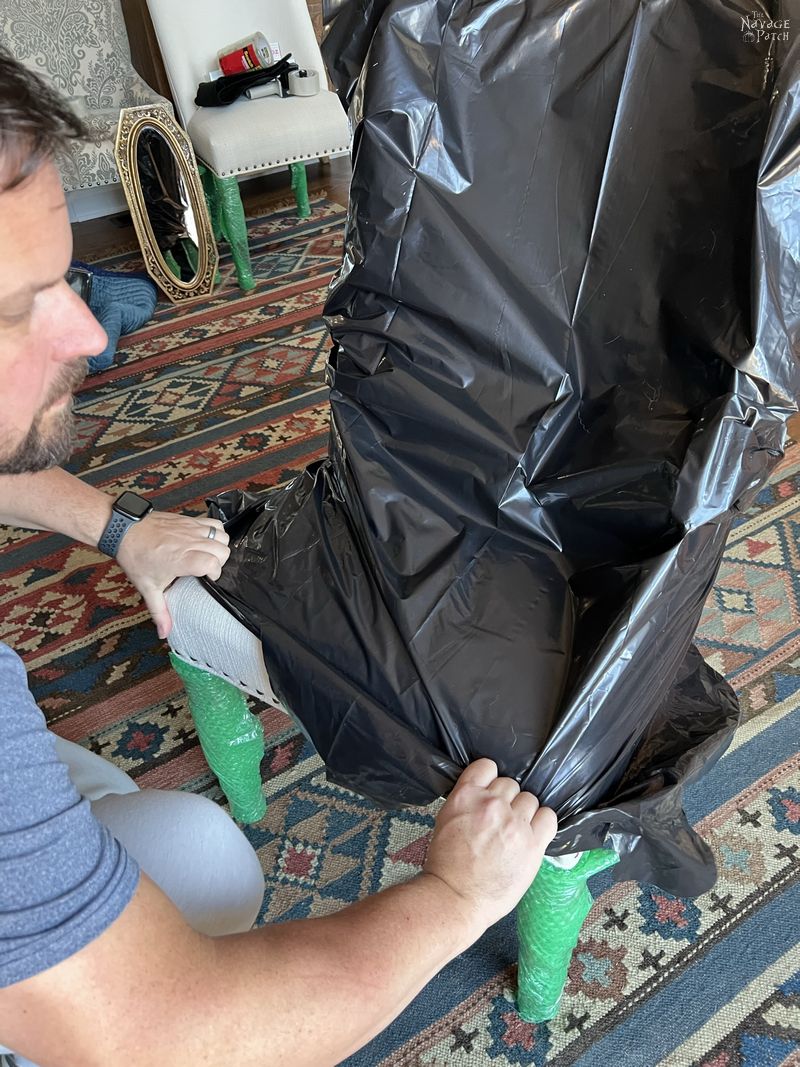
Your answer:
[0,198,798,1066]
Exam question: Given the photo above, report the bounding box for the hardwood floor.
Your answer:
[71,156,352,261]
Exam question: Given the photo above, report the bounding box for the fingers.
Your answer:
[195,518,229,546]
[531,805,559,846]
[455,760,527,803]
[196,539,230,565]
[142,589,172,641]
[116,511,234,637]
[455,760,557,842]
[185,550,225,581]
[510,793,558,853]
[454,758,499,790]
[188,520,230,570]
[487,776,521,804]
[510,790,540,822]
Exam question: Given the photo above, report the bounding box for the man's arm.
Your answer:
[0,760,557,1067]
[0,468,229,638]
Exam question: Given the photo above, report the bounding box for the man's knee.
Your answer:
[92,789,265,936]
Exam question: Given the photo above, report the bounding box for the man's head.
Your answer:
[0,50,107,474]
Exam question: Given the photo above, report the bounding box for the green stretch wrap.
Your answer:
[290,161,311,219]
[201,169,256,291]
[516,848,620,1022]
[200,165,224,242]
[169,653,266,823]
[180,236,200,275]
[163,249,182,280]
[164,238,202,283]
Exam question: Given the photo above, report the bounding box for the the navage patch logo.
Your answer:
[741,10,791,43]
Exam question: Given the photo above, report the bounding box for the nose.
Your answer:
[51,279,108,363]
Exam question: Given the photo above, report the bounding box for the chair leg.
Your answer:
[196,168,224,287]
[170,652,267,824]
[199,165,224,243]
[516,848,619,1022]
[163,249,182,280]
[211,173,256,292]
[179,237,199,275]
[290,161,311,219]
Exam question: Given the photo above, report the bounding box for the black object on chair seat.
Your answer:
[195,56,297,107]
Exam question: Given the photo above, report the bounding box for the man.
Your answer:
[0,52,557,1067]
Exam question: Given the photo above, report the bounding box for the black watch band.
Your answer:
[98,492,153,558]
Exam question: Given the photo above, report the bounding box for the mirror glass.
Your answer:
[115,105,218,303]
[136,126,202,284]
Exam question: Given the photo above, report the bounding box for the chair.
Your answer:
[0,0,170,193]
[164,578,613,1025]
[165,576,281,823]
[144,0,352,291]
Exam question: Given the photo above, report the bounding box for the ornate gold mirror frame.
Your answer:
[115,104,218,303]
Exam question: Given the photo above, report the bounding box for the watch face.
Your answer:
[115,491,152,520]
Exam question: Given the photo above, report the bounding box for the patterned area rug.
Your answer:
[1,197,798,1066]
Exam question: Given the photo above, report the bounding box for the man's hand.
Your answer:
[0,470,232,640]
[116,512,230,640]
[0,762,556,1067]
[423,758,557,938]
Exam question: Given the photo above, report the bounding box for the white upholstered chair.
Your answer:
[164,576,287,824]
[145,0,352,290]
[0,0,169,193]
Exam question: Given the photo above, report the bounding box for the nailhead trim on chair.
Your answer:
[171,646,269,699]
[75,177,121,188]
[213,146,351,177]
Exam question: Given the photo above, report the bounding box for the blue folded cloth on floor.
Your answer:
[71,261,158,372]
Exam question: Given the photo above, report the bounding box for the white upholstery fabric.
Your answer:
[165,576,283,708]
[145,0,352,178]
[0,0,169,191]
[188,91,351,176]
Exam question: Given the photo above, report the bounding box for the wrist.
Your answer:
[97,491,153,558]
[92,496,115,546]
[415,871,488,949]
[65,487,113,547]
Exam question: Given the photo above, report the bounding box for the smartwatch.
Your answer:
[98,491,153,558]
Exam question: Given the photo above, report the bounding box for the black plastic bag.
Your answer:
[205,0,800,896]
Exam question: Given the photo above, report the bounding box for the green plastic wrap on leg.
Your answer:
[212,173,255,291]
[516,848,620,1023]
[170,653,266,823]
[164,248,182,279]
[200,165,224,243]
[290,161,311,219]
[179,236,199,274]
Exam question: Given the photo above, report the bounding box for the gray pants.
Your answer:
[0,736,265,1065]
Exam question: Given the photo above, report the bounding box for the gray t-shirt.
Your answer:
[0,642,139,987]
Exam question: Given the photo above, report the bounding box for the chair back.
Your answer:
[145,0,326,126]
[0,0,142,113]
[0,0,167,189]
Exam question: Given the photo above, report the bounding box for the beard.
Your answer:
[0,362,87,475]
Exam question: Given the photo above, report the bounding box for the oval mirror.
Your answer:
[115,104,218,303]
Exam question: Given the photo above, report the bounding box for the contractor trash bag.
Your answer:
[205,0,800,896]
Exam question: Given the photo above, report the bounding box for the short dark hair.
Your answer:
[0,47,85,191]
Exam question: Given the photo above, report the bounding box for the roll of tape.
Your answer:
[246,82,282,100]
[289,69,320,97]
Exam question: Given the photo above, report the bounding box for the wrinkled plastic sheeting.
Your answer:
[206,0,800,896]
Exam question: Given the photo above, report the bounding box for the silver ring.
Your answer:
[207,526,217,541]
